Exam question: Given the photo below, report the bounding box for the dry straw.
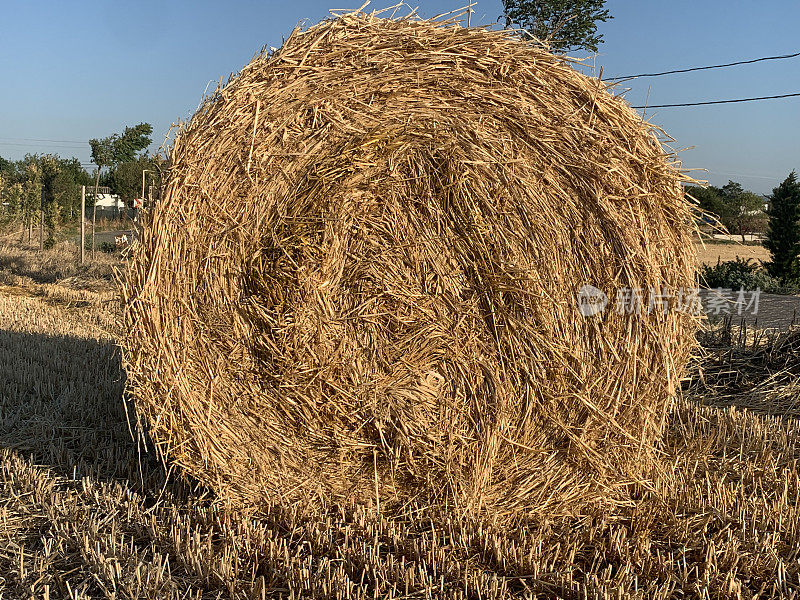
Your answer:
[123,8,697,522]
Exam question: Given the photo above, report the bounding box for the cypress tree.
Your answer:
[764,171,800,281]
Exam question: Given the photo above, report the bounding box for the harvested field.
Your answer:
[2,11,799,600]
[0,239,118,286]
[694,240,771,267]
[1,248,800,597]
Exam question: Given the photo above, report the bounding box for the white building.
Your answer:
[91,187,126,218]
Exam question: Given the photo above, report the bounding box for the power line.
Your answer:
[0,136,86,145]
[608,50,800,81]
[633,92,800,109]
[0,143,87,150]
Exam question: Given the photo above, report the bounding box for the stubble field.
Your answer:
[0,240,799,599]
[694,241,771,266]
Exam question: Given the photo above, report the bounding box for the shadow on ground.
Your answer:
[0,328,173,494]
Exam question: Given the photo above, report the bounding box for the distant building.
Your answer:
[90,187,126,219]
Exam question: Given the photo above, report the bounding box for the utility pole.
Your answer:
[80,186,85,264]
[141,169,151,208]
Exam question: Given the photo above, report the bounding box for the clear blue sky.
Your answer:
[1,0,797,194]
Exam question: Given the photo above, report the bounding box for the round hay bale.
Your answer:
[123,12,697,520]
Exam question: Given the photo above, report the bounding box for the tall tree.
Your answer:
[89,136,116,256]
[726,191,767,243]
[717,181,767,243]
[0,156,14,185]
[501,0,611,53]
[720,181,744,201]
[0,154,89,237]
[113,123,153,162]
[21,162,41,243]
[52,166,81,222]
[6,183,23,216]
[764,172,800,281]
[686,185,728,228]
[39,155,62,247]
[109,155,159,207]
[88,122,152,254]
[54,157,91,221]
[686,182,767,241]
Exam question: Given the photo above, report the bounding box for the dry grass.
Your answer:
[694,241,771,267]
[124,11,698,523]
[0,270,799,597]
[0,239,119,286]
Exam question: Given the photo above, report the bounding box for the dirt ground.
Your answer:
[694,240,770,266]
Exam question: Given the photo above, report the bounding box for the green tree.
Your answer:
[21,162,42,243]
[687,181,767,242]
[0,156,21,201]
[109,155,159,207]
[113,123,154,162]
[0,172,8,225]
[0,154,89,234]
[501,0,611,53]
[89,122,152,253]
[49,156,91,221]
[0,156,14,185]
[686,185,729,227]
[717,182,767,243]
[764,172,800,281]
[89,136,116,250]
[52,169,80,221]
[720,181,744,201]
[6,183,23,215]
[726,191,767,243]
[39,155,62,247]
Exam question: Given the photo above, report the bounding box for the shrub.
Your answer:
[700,257,796,294]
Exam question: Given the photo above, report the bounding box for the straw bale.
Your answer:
[122,11,697,520]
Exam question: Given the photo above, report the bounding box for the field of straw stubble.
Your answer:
[0,240,798,599]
